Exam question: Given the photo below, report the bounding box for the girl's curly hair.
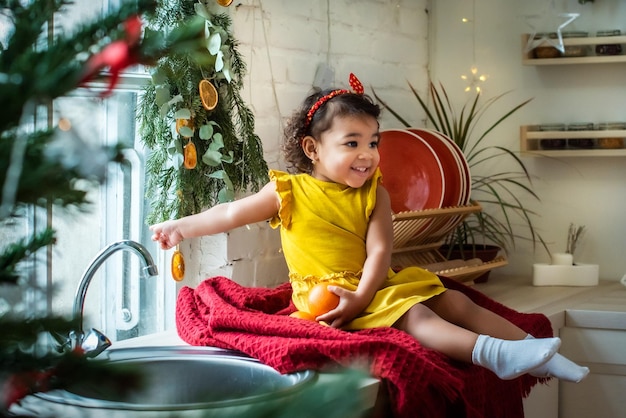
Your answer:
[282,89,381,174]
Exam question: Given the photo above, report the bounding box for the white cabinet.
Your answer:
[475,278,626,418]
[558,314,626,418]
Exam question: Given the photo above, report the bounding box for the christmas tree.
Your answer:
[0,0,207,411]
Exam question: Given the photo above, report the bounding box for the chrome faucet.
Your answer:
[67,240,159,357]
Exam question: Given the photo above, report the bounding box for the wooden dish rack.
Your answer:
[391,201,508,283]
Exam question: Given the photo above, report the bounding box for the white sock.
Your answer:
[471,334,560,380]
[525,334,590,383]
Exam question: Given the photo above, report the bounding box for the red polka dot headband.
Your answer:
[303,73,364,131]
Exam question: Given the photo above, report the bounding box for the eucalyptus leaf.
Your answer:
[151,69,168,86]
[222,171,234,190]
[208,170,226,179]
[207,32,221,55]
[221,150,234,164]
[218,187,235,203]
[159,102,170,118]
[210,170,234,190]
[178,126,194,138]
[168,139,183,155]
[221,53,233,83]
[168,94,184,106]
[199,124,214,140]
[194,2,211,20]
[215,50,224,72]
[202,149,222,166]
[155,85,170,107]
[208,141,223,151]
[210,133,224,149]
[174,108,191,119]
[222,67,232,83]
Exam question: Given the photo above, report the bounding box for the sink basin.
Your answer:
[24,346,316,417]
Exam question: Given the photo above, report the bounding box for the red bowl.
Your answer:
[378,129,445,213]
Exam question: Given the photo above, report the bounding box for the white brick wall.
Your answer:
[183,0,430,289]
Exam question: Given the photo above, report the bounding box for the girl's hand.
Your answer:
[316,285,369,328]
[149,221,183,250]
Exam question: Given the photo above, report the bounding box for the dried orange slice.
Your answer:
[199,79,218,111]
[183,141,197,169]
[216,0,233,6]
[171,247,185,281]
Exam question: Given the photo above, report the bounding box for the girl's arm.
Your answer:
[150,181,280,250]
[355,185,394,303]
[320,185,394,327]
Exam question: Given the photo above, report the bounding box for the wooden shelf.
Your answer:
[522,34,626,65]
[520,125,626,157]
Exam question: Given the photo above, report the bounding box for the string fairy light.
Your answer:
[460,0,487,93]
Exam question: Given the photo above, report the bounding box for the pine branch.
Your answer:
[0,228,55,284]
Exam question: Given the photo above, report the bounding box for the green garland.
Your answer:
[139,0,268,224]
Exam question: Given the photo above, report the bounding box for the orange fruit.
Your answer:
[289,311,316,321]
[183,141,197,169]
[199,79,218,111]
[216,0,233,6]
[307,283,339,317]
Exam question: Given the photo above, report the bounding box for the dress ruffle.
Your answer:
[269,169,292,229]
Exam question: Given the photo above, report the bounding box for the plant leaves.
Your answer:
[154,85,170,107]
[194,2,211,20]
[221,150,234,164]
[178,126,193,138]
[199,124,214,140]
[218,186,234,202]
[210,133,224,149]
[374,81,548,255]
[215,50,224,72]
[202,149,222,166]
[174,108,191,119]
[151,69,168,86]
[207,32,221,55]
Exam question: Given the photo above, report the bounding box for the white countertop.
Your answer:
[474,275,626,331]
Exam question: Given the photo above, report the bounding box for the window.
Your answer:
[51,89,176,341]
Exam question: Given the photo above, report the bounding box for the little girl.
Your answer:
[150,74,588,383]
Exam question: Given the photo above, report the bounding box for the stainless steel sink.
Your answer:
[24,346,317,417]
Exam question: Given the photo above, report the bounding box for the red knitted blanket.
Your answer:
[175,276,551,418]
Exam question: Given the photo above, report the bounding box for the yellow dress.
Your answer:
[269,169,446,330]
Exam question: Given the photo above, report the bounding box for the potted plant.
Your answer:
[373,81,549,266]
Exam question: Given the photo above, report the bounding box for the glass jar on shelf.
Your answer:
[596,122,626,149]
[562,31,589,57]
[596,30,622,55]
[538,123,566,150]
[567,122,595,149]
